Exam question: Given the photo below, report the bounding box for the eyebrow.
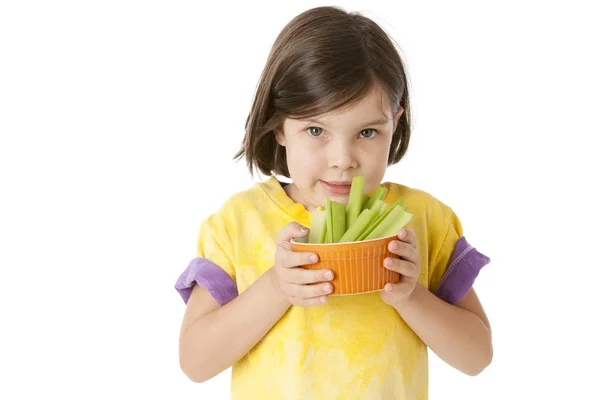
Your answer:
[302,117,391,127]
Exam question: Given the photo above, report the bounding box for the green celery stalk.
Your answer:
[331,201,347,243]
[358,199,405,241]
[364,206,413,241]
[353,209,380,241]
[361,193,369,209]
[396,199,407,211]
[346,175,365,229]
[363,186,388,210]
[320,218,327,244]
[338,209,377,242]
[309,210,325,244]
[370,199,387,216]
[325,198,333,243]
[388,198,408,213]
[357,207,386,241]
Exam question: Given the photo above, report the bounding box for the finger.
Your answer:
[276,222,310,248]
[287,281,333,299]
[278,250,320,269]
[383,280,413,293]
[388,240,419,264]
[397,229,417,248]
[383,257,420,279]
[284,267,334,284]
[290,295,329,307]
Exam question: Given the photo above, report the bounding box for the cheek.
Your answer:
[358,142,390,190]
[285,142,324,180]
[363,167,387,193]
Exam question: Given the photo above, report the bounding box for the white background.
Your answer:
[1,1,598,399]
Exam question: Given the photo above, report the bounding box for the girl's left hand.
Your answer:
[380,229,421,309]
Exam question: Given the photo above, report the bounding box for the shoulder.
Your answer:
[197,179,286,269]
[382,181,463,246]
[383,181,455,221]
[203,181,265,228]
[202,178,290,238]
[222,181,266,212]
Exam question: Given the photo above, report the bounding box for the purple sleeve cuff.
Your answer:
[434,237,490,304]
[174,257,238,306]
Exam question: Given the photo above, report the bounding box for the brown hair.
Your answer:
[234,6,412,178]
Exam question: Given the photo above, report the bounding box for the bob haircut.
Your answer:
[234,6,411,178]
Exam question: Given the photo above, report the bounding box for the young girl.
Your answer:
[175,6,492,399]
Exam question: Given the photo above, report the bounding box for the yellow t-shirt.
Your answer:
[193,176,465,399]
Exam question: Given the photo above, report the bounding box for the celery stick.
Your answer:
[370,199,387,216]
[352,209,380,241]
[358,199,403,241]
[363,186,388,210]
[320,219,327,244]
[364,206,413,240]
[309,210,325,243]
[361,193,369,209]
[375,199,404,224]
[338,209,377,242]
[385,199,405,212]
[325,198,333,243]
[331,201,347,243]
[346,175,365,229]
[362,206,404,240]
[396,199,407,211]
[358,205,389,241]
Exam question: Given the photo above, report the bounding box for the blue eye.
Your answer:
[360,129,378,139]
[307,127,324,137]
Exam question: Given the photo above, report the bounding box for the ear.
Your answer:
[275,128,286,146]
[393,106,404,131]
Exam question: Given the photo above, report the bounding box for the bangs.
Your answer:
[272,62,378,120]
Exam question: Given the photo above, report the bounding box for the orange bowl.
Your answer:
[290,234,400,295]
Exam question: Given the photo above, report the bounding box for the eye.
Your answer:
[359,129,378,139]
[307,127,324,137]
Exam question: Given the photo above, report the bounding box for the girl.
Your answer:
[175,6,492,399]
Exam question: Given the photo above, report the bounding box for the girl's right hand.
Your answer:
[270,222,334,306]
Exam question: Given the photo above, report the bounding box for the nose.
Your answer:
[327,138,358,170]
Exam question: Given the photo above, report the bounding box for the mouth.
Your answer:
[326,181,352,185]
[319,180,352,195]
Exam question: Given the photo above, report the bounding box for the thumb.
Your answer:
[276,221,309,245]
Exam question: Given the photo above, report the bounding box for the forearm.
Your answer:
[396,284,493,376]
[181,269,291,382]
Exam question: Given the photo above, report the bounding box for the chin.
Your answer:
[331,194,350,203]
[319,193,349,206]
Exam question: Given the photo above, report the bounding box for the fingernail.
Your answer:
[384,258,393,266]
[390,242,398,251]
[323,284,332,293]
[309,254,318,263]
[385,284,393,292]
[320,297,327,304]
[324,271,334,280]
[300,226,309,233]
[399,230,406,239]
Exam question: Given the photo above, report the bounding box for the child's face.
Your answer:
[276,83,404,211]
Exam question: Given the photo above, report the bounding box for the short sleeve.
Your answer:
[174,218,239,306]
[429,210,490,304]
